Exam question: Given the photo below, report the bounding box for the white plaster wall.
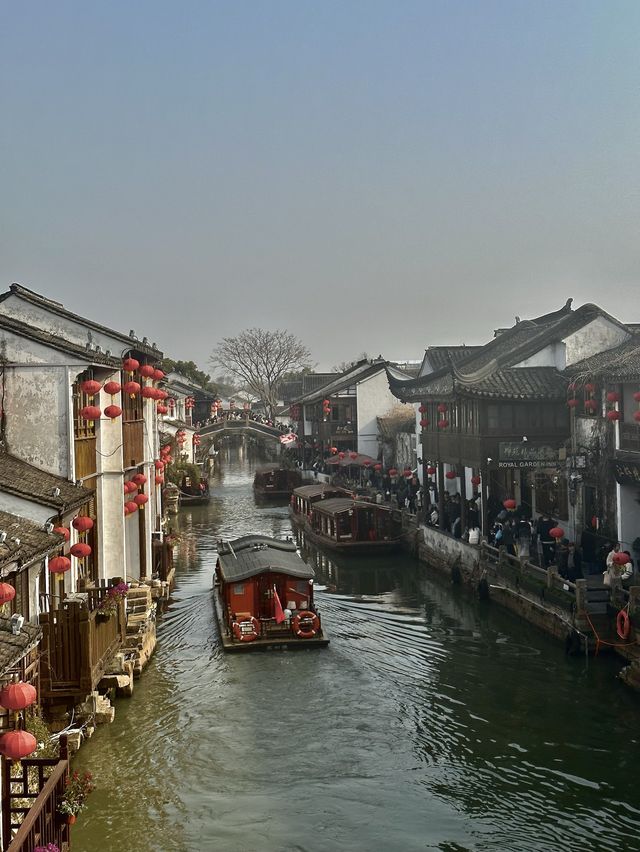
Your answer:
[0,493,52,525]
[357,371,409,458]
[0,332,85,477]
[95,378,126,580]
[124,511,142,581]
[564,317,630,366]
[514,342,565,369]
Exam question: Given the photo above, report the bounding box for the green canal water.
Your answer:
[73,446,640,851]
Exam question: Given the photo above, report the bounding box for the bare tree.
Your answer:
[210,329,312,419]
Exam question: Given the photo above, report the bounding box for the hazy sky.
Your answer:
[2,2,639,372]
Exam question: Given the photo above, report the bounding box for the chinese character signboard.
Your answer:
[498,443,559,469]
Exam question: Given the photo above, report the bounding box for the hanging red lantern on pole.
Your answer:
[437,419,449,429]
[445,470,457,480]
[132,473,147,487]
[124,501,138,514]
[104,404,122,421]
[80,379,102,397]
[471,475,481,486]
[349,451,358,460]
[104,380,121,397]
[427,466,437,476]
[48,556,71,574]
[338,451,345,460]
[53,526,70,541]
[134,493,148,509]
[123,381,141,398]
[418,405,427,414]
[153,368,165,382]
[157,404,168,415]
[139,365,155,381]
[503,499,517,511]
[0,681,37,711]
[80,405,101,425]
[606,391,620,403]
[419,419,429,428]
[141,386,157,399]
[567,398,579,408]
[155,475,164,485]
[72,516,94,533]
[606,410,621,421]
[70,542,92,559]
[549,526,565,539]
[584,398,598,413]
[0,583,16,605]
[154,460,164,470]
[123,357,139,373]
[437,403,447,413]
[374,463,382,471]
[0,730,37,761]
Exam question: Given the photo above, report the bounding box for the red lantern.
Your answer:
[154,460,164,470]
[53,526,70,541]
[132,473,147,486]
[503,499,517,511]
[330,447,338,454]
[404,468,413,478]
[157,389,168,400]
[80,405,101,424]
[124,481,137,493]
[153,369,165,382]
[141,386,157,399]
[567,398,579,408]
[419,419,429,428]
[139,365,155,380]
[125,501,138,514]
[0,583,16,605]
[437,419,449,429]
[584,382,596,393]
[349,452,358,460]
[157,404,168,415]
[124,504,131,516]
[606,391,620,403]
[363,460,371,467]
[549,527,564,539]
[72,516,94,533]
[134,493,148,508]
[584,399,598,412]
[124,381,141,398]
[471,475,481,486]
[123,357,140,373]
[388,468,398,476]
[634,391,640,403]
[80,379,102,397]
[104,404,122,420]
[48,556,71,574]
[445,470,457,480]
[0,730,37,760]
[155,475,164,485]
[374,463,382,471]
[338,451,345,459]
[437,403,447,413]
[606,410,621,421]
[104,380,121,397]
[70,542,92,559]
[418,405,427,414]
[0,681,37,711]
[612,551,631,566]
[427,466,437,475]
[634,411,640,423]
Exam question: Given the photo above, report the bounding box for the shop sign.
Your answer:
[612,459,640,485]
[498,443,559,469]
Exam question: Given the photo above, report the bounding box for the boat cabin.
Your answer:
[214,536,328,651]
[291,483,352,521]
[309,498,402,552]
[253,466,303,499]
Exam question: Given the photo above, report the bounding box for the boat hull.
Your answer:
[213,584,329,652]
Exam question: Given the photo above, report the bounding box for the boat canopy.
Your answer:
[311,497,382,517]
[217,536,315,583]
[293,484,349,500]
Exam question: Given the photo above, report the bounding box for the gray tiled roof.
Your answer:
[294,360,387,404]
[1,284,162,358]
[0,510,66,569]
[217,536,315,582]
[567,336,640,380]
[0,453,93,512]
[0,314,120,367]
[424,346,483,371]
[0,616,42,676]
[279,373,338,403]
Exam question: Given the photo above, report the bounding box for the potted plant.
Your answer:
[58,770,95,823]
[96,582,129,620]
[35,845,60,852]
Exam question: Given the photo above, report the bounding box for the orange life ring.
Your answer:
[616,609,630,640]
[232,616,260,642]
[292,610,320,639]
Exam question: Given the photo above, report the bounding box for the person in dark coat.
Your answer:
[536,512,556,567]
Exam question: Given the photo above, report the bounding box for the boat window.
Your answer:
[233,584,245,595]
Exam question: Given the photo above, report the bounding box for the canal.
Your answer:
[74,446,640,852]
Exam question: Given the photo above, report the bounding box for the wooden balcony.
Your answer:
[2,736,70,852]
[39,593,126,702]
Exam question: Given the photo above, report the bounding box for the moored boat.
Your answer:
[213,535,329,652]
[301,497,402,554]
[253,465,303,499]
[290,483,353,527]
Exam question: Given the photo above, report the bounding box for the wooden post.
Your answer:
[575,578,587,613]
[437,462,445,532]
[480,468,489,538]
[459,466,467,534]
[547,562,558,589]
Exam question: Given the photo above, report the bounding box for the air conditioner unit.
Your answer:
[44,522,54,534]
[11,614,24,635]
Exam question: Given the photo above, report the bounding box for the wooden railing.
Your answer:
[39,597,125,700]
[2,736,69,852]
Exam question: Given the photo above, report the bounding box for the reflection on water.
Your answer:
[73,445,640,852]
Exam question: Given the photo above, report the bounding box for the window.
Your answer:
[73,375,97,439]
[233,584,245,595]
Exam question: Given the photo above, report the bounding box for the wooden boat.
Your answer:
[253,465,302,499]
[178,478,211,506]
[290,483,353,527]
[213,535,329,652]
[301,497,402,554]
